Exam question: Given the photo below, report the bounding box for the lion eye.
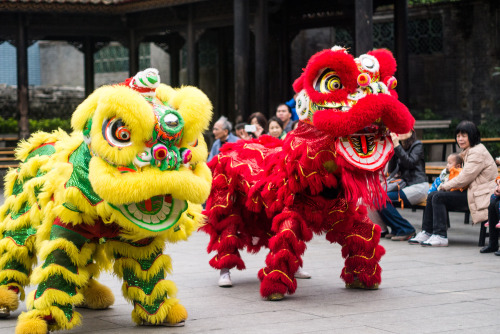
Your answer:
[314,69,342,93]
[164,113,179,128]
[102,117,132,148]
[358,54,380,73]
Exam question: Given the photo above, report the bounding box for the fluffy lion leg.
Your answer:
[16,221,96,333]
[0,225,38,316]
[76,278,115,310]
[202,214,246,271]
[107,237,186,326]
[337,215,385,289]
[258,209,313,300]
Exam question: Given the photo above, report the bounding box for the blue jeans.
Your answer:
[377,191,416,236]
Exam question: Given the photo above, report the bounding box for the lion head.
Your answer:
[293,47,414,172]
[69,69,213,232]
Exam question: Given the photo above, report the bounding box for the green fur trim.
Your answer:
[3,226,37,245]
[62,202,83,213]
[24,143,56,163]
[123,268,165,295]
[43,250,78,274]
[35,274,77,299]
[53,303,74,322]
[49,225,89,249]
[65,143,102,206]
[134,298,165,315]
[2,258,29,275]
[8,201,31,220]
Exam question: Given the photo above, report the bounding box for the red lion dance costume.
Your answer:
[201,47,415,300]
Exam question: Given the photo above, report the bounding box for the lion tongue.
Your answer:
[360,135,368,155]
[144,198,153,211]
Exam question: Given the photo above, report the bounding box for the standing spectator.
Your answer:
[208,116,239,162]
[410,121,497,247]
[268,116,286,140]
[276,103,293,133]
[248,112,268,138]
[377,130,427,241]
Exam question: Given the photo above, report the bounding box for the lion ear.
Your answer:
[71,86,114,132]
[367,49,397,80]
[155,84,213,144]
[293,73,305,93]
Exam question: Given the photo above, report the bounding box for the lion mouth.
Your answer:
[110,194,187,232]
[336,122,393,171]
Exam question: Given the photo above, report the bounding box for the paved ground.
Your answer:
[0,208,499,333]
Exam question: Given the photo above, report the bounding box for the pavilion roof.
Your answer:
[0,0,202,14]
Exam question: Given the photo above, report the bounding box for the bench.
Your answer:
[0,137,19,169]
[422,137,500,161]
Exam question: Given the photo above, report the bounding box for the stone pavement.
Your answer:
[1,209,500,334]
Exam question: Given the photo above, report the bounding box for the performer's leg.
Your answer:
[107,236,187,326]
[330,209,385,289]
[258,209,313,300]
[16,222,96,333]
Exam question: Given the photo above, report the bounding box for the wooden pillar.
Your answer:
[187,5,198,85]
[395,0,409,106]
[234,0,250,122]
[84,37,95,97]
[170,43,180,87]
[128,29,139,76]
[354,0,373,55]
[278,8,291,103]
[16,14,29,140]
[255,0,269,115]
[216,28,228,120]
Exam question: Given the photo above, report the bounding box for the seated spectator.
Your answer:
[410,121,498,247]
[428,153,463,194]
[248,112,268,138]
[208,116,239,162]
[479,176,500,254]
[276,103,293,133]
[268,116,286,140]
[235,122,253,140]
[377,130,427,241]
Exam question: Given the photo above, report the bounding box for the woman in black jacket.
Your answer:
[378,130,428,241]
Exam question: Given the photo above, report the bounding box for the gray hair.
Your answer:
[217,116,232,132]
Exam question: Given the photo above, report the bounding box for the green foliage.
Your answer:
[0,117,19,134]
[29,118,71,132]
[0,117,71,134]
[478,114,500,158]
[415,108,440,121]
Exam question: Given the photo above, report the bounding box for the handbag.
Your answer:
[386,177,406,193]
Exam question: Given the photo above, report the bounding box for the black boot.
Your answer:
[480,245,499,253]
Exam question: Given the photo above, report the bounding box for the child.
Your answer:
[428,153,463,193]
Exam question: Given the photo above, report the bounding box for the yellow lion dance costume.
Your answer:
[0,69,213,333]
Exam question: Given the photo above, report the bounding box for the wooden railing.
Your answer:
[0,136,19,170]
[421,137,500,161]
